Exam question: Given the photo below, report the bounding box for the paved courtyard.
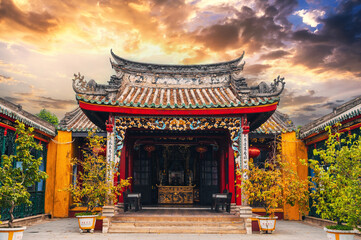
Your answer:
[22,218,361,240]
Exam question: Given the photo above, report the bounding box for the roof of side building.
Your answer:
[0,98,56,137]
[300,96,361,139]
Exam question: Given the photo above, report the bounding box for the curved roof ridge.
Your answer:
[110,49,244,69]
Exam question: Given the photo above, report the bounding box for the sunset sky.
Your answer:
[0,0,360,126]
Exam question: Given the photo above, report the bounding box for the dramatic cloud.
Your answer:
[243,64,271,75]
[259,50,291,60]
[0,0,359,125]
[293,9,325,27]
[291,0,361,77]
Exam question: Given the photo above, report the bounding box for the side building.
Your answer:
[299,96,361,217]
[0,98,56,221]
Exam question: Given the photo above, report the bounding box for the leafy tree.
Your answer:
[36,109,58,126]
[309,124,361,229]
[242,136,309,217]
[67,130,130,213]
[0,121,48,228]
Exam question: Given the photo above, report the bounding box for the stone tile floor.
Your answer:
[22,217,361,240]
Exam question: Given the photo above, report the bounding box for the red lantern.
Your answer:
[195,146,207,154]
[93,147,106,156]
[249,146,260,159]
[144,145,156,157]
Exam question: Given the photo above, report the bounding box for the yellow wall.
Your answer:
[281,131,308,220]
[44,131,73,217]
[44,135,57,216]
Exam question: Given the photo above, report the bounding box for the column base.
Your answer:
[239,206,252,234]
[102,205,115,233]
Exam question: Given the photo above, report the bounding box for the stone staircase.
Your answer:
[108,214,246,234]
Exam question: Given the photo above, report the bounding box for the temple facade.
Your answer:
[68,50,287,210]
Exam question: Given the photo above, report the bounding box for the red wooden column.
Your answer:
[127,139,133,192]
[118,141,127,203]
[228,143,236,203]
[220,146,225,193]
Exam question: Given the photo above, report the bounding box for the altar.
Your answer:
[157,186,194,204]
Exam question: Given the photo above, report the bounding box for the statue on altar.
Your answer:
[186,169,193,186]
[159,170,166,186]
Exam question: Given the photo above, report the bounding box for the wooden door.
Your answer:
[200,147,219,205]
[133,148,152,205]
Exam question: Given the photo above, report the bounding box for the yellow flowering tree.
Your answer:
[242,136,309,217]
[67,130,130,214]
[309,125,361,229]
[0,121,48,227]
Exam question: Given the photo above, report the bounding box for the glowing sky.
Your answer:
[0,0,360,126]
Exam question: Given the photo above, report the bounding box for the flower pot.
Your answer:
[76,215,97,233]
[256,216,278,234]
[324,227,358,240]
[0,226,26,240]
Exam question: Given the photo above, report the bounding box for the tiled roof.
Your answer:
[76,85,280,109]
[0,98,56,136]
[58,107,101,132]
[59,107,293,135]
[300,96,361,139]
[72,51,285,112]
[254,111,295,134]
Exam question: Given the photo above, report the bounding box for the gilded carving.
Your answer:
[157,186,194,204]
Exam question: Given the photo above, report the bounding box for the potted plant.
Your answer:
[0,121,48,240]
[67,130,130,233]
[242,137,309,234]
[309,124,360,239]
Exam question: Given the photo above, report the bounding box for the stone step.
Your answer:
[112,216,244,223]
[109,214,246,234]
[111,221,244,227]
[108,225,246,234]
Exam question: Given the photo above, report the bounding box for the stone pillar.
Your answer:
[240,116,250,206]
[102,115,116,232]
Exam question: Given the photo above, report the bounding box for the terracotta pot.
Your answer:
[76,215,98,233]
[324,227,358,240]
[0,226,26,240]
[256,216,278,234]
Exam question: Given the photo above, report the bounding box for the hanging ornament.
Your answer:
[248,146,261,159]
[144,145,156,157]
[196,145,207,159]
[93,146,106,156]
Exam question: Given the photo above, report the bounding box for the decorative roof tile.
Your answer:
[0,98,56,136]
[76,86,280,109]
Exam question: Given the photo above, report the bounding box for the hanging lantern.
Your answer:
[144,145,156,157]
[195,146,207,154]
[249,146,260,159]
[93,146,106,156]
[196,145,207,159]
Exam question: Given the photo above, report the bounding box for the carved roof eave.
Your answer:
[110,49,245,75]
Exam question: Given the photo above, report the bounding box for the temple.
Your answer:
[70,50,285,208]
